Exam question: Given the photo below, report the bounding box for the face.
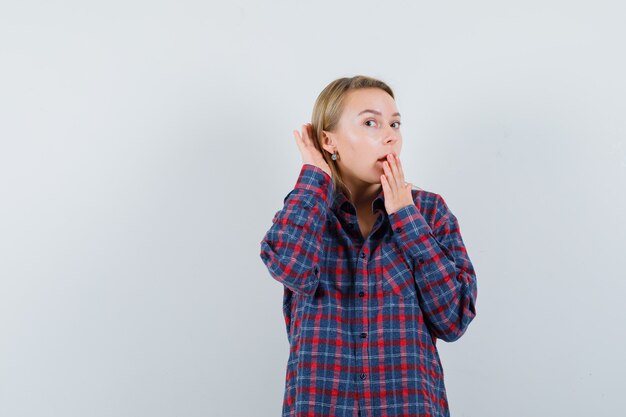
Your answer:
[323,88,402,186]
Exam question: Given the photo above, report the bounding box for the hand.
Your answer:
[380,153,414,214]
[293,123,332,177]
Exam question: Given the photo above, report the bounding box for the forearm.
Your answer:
[389,197,478,342]
[259,164,333,296]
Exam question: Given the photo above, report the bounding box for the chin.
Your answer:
[356,175,380,185]
[368,175,383,185]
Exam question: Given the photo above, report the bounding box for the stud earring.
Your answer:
[331,152,337,161]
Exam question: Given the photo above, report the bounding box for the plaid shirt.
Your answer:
[259,164,478,417]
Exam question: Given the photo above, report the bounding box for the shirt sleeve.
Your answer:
[259,164,333,296]
[388,194,478,342]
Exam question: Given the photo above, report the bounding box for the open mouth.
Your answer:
[377,153,398,164]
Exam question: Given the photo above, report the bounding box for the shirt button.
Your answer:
[396,226,403,233]
[359,291,365,297]
[360,332,367,338]
[418,256,424,264]
[360,373,366,380]
[360,253,366,259]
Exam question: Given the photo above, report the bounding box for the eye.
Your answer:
[391,121,402,128]
[365,119,376,127]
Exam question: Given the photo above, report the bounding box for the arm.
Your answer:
[259,164,333,296]
[389,194,478,342]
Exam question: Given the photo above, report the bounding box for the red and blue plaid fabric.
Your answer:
[260,164,478,417]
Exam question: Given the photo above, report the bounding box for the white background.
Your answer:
[1,1,625,416]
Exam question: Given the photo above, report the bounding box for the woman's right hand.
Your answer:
[293,123,332,177]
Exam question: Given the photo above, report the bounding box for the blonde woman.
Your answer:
[260,75,478,417]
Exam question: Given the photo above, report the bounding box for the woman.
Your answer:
[259,75,478,417]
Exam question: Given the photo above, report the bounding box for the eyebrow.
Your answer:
[357,109,401,117]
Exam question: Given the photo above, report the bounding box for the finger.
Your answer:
[294,129,307,155]
[391,155,404,187]
[300,124,306,140]
[383,161,397,193]
[294,129,303,146]
[302,124,313,146]
[381,174,389,192]
[393,154,405,184]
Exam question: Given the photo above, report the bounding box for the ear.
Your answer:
[320,130,335,154]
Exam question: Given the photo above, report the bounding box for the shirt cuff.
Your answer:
[286,164,334,207]
[388,203,434,264]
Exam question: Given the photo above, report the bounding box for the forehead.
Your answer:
[342,88,398,116]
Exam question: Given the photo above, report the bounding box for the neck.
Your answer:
[342,177,382,212]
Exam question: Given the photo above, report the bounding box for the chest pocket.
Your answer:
[378,243,417,300]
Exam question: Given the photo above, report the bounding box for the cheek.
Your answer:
[349,146,372,163]
[342,141,361,161]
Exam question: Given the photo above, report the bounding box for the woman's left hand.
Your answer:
[380,153,414,215]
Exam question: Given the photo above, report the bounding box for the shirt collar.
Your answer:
[331,186,386,216]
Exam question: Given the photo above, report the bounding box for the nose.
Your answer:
[383,125,400,144]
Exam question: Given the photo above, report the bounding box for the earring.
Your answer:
[331,151,337,161]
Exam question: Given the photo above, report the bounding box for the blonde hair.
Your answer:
[310,75,395,201]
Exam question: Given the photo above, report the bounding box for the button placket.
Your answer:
[356,250,369,387]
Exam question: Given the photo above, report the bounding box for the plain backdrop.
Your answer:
[1,1,625,416]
